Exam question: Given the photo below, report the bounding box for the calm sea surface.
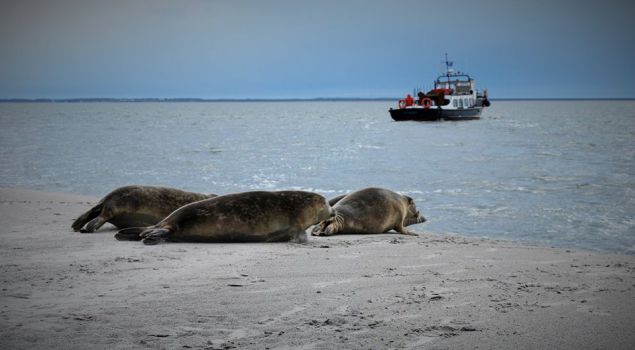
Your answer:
[1,101,633,253]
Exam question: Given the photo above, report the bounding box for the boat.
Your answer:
[389,54,490,121]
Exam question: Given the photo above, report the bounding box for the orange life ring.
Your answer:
[421,97,432,109]
[398,99,407,109]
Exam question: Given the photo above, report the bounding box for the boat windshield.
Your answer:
[435,75,474,94]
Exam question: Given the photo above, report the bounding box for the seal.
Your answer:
[311,187,426,236]
[72,185,216,233]
[114,190,333,245]
[327,194,347,207]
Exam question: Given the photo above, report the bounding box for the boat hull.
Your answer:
[389,107,482,121]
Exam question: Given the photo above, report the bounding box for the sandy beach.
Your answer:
[0,187,633,349]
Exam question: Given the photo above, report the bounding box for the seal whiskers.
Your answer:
[323,212,345,236]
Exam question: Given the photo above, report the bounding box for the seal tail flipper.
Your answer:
[81,215,109,233]
[72,201,104,232]
[140,228,171,245]
[115,227,146,241]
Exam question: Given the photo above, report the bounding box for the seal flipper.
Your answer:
[72,201,104,232]
[323,214,344,236]
[310,222,325,236]
[324,224,339,236]
[140,228,171,245]
[81,215,107,233]
[115,227,146,241]
[395,222,418,236]
[310,220,330,236]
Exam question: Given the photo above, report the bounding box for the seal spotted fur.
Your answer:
[312,187,425,236]
[72,185,215,233]
[115,190,333,245]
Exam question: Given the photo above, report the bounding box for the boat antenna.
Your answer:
[444,52,454,83]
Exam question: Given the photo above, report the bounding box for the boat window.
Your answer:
[452,99,457,107]
[455,83,471,94]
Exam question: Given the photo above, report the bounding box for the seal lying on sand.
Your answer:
[115,190,333,245]
[72,185,216,233]
[312,187,426,236]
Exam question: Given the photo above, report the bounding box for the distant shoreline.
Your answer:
[1,97,634,103]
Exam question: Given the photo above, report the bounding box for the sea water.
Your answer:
[0,101,633,253]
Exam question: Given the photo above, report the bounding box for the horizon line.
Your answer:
[1,97,635,103]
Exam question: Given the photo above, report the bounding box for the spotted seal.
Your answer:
[72,185,216,233]
[312,187,426,236]
[327,194,347,207]
[115,190,333,245]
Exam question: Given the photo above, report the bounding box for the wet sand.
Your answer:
[1,188,634,349]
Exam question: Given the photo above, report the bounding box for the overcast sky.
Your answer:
[1,0,634,99]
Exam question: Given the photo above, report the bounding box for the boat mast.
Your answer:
[444,53,452,87]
